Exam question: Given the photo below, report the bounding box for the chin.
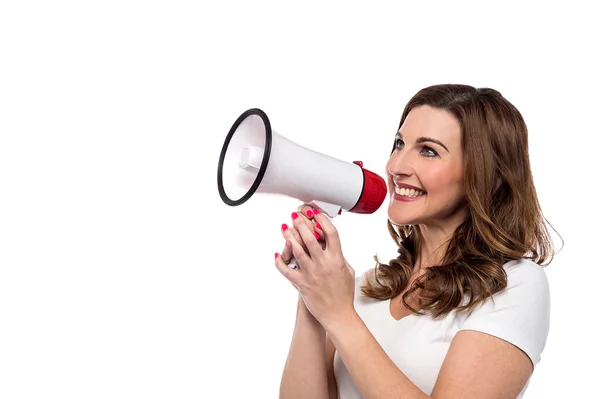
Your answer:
[387,207,419,227]
[389,218,418,227]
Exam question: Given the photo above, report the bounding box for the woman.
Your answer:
[274,84,557,399]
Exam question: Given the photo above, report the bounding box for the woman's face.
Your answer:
[386,105,467,228]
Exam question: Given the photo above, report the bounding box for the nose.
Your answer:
[387,150,414,178]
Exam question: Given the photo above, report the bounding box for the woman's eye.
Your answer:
[421,146,438,157]
[394,138,404,150]
[394,139,438,158]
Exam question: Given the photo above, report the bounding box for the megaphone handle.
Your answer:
[288,257,299,270]
[286,200,341,269]
[308,200,342,218]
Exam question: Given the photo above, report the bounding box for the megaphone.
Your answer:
[217,108,388,220]
[217,108,388,269]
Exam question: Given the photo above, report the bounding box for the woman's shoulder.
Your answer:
[502,258,550,295]
[465,258,551,318]
[355,267,377,287]
[459,259,551,369]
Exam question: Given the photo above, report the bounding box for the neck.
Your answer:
[414,210,468,272]
[414,227,452,271]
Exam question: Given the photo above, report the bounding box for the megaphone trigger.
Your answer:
[307,200,342,218]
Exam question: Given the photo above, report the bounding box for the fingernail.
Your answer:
[285,240,290,247]
[316,223,322,230]
[306,210,314,218]
[281,223,289,231]
[313,209,320,215]
[314,231,320,240]
[291,212,299,220]
[275,253,279,259]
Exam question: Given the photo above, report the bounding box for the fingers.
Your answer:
[276,207,329,274]
[296,205,325,241]
[291,211,322,257]
[285,225,312,267]
[287,208,325,251]
[280,240,293,264]
[274,252,300,285]
[297,204,314,214]
[310,208,341,251]
[281,223,308,254]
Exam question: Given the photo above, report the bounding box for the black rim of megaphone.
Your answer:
[217,108,272,206]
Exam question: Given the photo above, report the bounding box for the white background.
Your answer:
[1,1,598,398]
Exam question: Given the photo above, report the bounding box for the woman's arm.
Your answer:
[326,310,532,399]
[279,294,331,399]
[325,332,339,399]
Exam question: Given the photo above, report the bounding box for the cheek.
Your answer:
[422,167,463,193]
[420,169,444,191]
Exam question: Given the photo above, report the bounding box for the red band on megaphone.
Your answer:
[349,167,387,214]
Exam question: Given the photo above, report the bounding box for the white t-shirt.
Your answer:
[334,259,551,398]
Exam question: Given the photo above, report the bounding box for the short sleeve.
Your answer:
[353,268,376,302]
[355,269,371,287]
[458,259,551,368]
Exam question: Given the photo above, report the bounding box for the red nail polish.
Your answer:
[316,223,322,230]
[275,253,279,259]
[281,223,288,231]
[306,210,314,218]
[291,212,299,220]
[314,231,320,240]
[313,209,320,215]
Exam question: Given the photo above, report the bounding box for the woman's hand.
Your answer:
[275,205,356,329]
[278,205,322,266]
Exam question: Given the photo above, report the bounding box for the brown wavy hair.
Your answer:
[361,84,559,318]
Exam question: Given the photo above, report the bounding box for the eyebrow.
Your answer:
[396,132,449,153]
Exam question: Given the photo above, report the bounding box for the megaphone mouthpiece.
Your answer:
[350,167,388,214]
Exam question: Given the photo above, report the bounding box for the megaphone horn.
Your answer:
[217,108,387,218]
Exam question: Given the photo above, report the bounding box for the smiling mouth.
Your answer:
[394,186,426,197]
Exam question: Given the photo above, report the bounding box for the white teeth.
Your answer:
[395,186,425,197]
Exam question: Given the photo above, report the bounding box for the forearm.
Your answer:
[279,295,329,399]
[326,311,430,399]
